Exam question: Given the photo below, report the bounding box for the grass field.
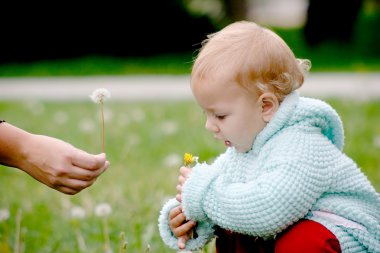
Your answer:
[0,6,379,251]
[0,98,379,252]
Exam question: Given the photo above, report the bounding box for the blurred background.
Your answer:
[0,0,379,74]
[0,1,379,252]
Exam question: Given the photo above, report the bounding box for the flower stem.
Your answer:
[100,102,105,153]
[118,232,127,253]
[102,217,111,253]
[75,226,87,253]
[14,209,22,253]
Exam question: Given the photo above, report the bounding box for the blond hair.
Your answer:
[191,21,311,102]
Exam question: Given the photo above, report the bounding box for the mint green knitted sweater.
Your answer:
[158,92,380,252]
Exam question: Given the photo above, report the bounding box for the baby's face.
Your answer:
[191,77,267,153]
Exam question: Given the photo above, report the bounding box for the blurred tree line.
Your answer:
[0,0,378,64]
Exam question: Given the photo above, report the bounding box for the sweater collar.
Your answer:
[250,91,300,155]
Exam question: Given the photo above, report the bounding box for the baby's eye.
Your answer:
[215,115,226,120]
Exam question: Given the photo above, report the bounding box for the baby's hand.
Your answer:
[176,166,192,202]
[169,205,196,249]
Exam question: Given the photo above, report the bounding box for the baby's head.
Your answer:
[191,21,310,103]
[190,21,310,153]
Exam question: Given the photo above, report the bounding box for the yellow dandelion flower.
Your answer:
[184,153,199,167]
[184,153,194,166]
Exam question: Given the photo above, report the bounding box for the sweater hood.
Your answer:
[252,92,344,154]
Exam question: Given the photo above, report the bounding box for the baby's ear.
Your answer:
[259,93,279,123]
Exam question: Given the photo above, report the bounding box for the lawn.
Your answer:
[0,7,379,251]
[0,98,379,252]
[0,99,222,253]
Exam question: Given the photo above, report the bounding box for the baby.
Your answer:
[158,21,380,253]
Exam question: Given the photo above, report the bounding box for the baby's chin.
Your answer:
[225,140,251,153]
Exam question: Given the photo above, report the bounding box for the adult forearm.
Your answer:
[0,122,31,171]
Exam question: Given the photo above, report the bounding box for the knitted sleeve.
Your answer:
[181,129,340,238]
[158,198,215,251]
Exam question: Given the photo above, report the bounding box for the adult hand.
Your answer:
[0,122,109,195]
[21,134,109,195]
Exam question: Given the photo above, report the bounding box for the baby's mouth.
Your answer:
[225,140,232,147]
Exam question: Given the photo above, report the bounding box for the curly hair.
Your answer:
[191,21,311,102]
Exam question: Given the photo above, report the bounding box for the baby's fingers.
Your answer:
[176,184,182,193]
[172,220,196,237]
[178,175,186,185]
[178,235,188,249]
[176,193,182,202]
[179,166,192,177]
[169,206,183,220]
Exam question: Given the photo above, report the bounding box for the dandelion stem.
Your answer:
[102,217,111,253]
[118,232,127,253]
[100,102,105,153]
[14,209,22,253]
[74,226,87,253]
[145,244,151,253]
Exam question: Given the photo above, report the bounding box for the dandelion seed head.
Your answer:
[90,88,111,104]
[79,118,95,133]
[373,135,380,148]
[0,208,10,222]
[94,203,112,217]
[164,153,182,168]
[126,134,141,147]
[53,111,68,125]
[70,206,86,219]
[161,121,179,135]
[131,108,146,122]
[25,100,45,115]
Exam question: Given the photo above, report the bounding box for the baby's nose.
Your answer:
[205,119,219,133]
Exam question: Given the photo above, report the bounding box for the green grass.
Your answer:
[0,53,195,77]
[0,100,221,253]
[0,6,379,251]
[0,99,379,252]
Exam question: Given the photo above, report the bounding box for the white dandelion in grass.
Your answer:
[130,108,146,122]
[0,208,10,222]
[95,203,112,217]
[90,88,111,153]
[373,135,380,148]
[160,120,179,135]
[70,206,86,219]
[90,88,111,104]
[53,111,68,125]
[79,118,96,133]
[163,153,182,168]
[95,203,112,253]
